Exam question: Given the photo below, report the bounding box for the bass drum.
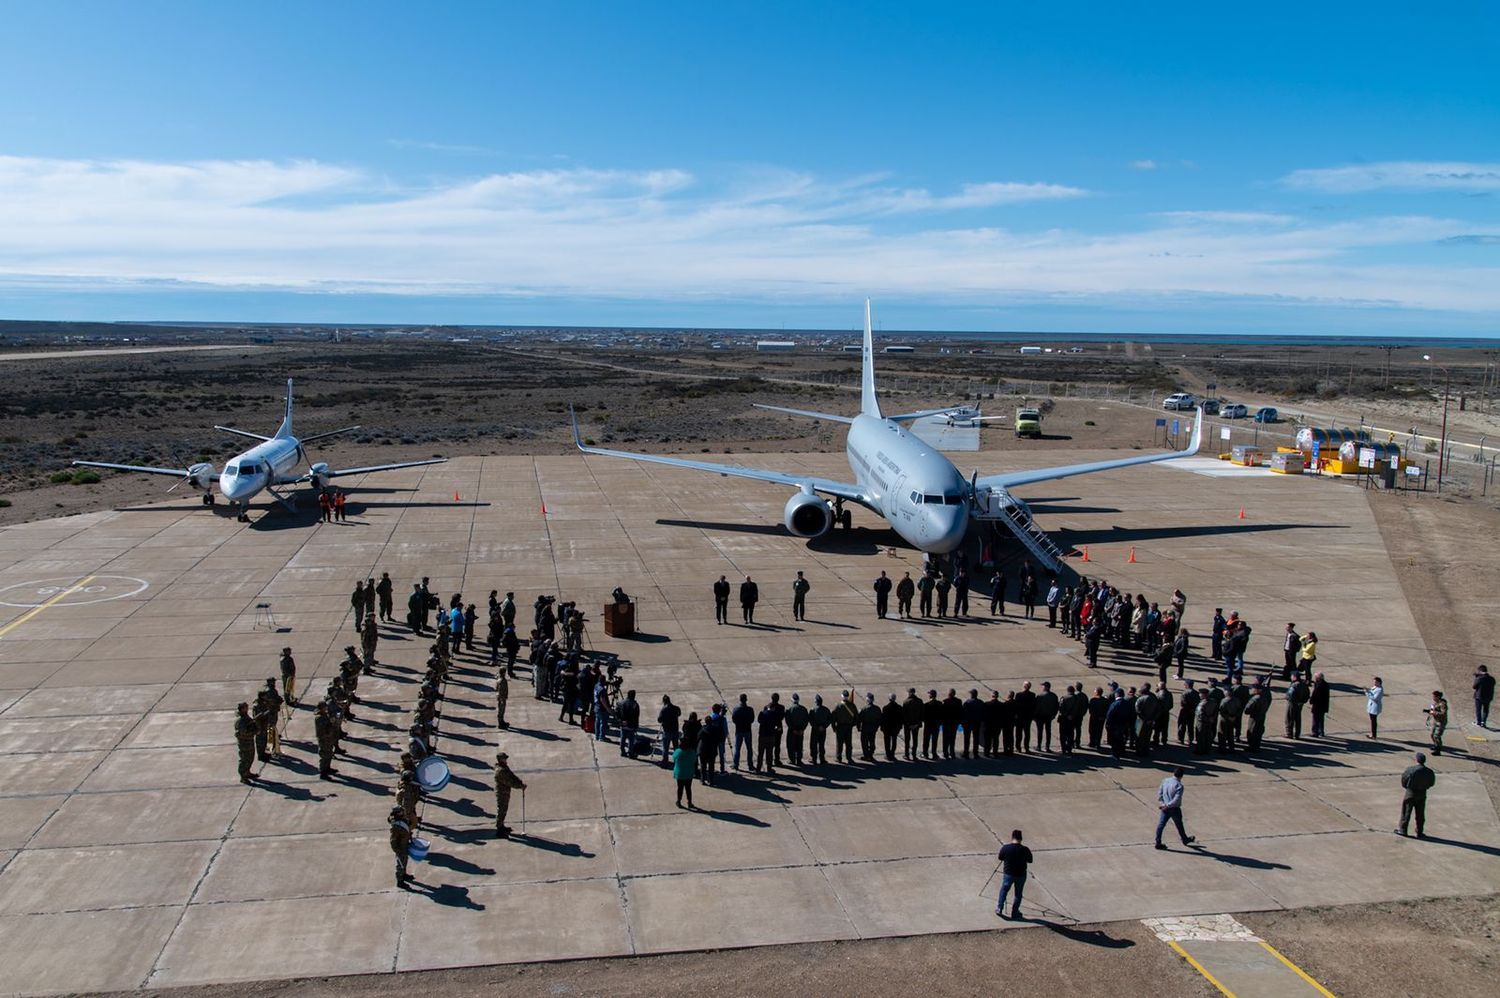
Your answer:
[415,755,451,792]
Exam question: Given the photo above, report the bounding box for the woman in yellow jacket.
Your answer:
[1298,632,1318,675]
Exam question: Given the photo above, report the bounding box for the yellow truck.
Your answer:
[1015,407,1042,438]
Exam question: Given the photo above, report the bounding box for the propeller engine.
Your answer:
[187,462,215,492]
[168,462,217,494]
[783,492,834,538]
[309,462,333,491]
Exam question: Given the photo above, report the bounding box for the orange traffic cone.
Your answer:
[1080,545,1090,562]
[541,502,548,516]
[1237,506,1246,520]
[1128,546,1137,563]
[454,491,460,502]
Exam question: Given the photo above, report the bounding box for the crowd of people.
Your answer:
[232,561,1490,885]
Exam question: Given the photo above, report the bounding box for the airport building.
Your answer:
[756,340,796,351]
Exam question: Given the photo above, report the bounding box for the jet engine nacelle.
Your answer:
[187,462,215,493]
[783,492,834,538]
[309,462,333,490]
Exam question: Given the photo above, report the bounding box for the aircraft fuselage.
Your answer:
[846,414,969,554]
[218,437,301,504]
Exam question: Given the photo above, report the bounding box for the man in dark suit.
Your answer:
[739,576,759,624]
[873,571,893,619]
[1309,672,1331,737]
[1282,623,1301,681]
[712,575,731,624]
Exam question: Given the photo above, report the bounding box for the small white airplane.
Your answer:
[573,301,1202,568]
[73,379,446,521]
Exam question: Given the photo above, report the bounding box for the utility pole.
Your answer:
[1424,354,1450,494]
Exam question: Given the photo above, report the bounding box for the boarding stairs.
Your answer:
[970,486,1068,574]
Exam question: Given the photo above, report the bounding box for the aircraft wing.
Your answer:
[71,460,213,480]
[282,458,447,484]
[977,408,1203,491]
[571,409,866,503]
[885,406,966,423]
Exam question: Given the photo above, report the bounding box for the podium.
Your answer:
[603,600,635,638]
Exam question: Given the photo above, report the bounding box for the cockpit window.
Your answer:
[240,464,260,475]
[224,465,238,476]
[910,491,921,504]
[944,493,963,505]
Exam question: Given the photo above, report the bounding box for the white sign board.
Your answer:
[1406,464,1423,477]
[1220,426,1232,441]
[1358,447,1377,469]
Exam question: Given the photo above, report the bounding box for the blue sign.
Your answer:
[1171,419,1180,434]
[1155,418,1167,427]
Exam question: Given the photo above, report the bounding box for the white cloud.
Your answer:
[1130,159,1157,171]
[1282,161,1500,193]
[0,154,1496,313]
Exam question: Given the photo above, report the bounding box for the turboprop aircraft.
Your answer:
[572,301,1202,570]
[73,379,446,521]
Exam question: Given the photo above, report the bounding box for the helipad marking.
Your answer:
[0,575,97,638]
[0,574,150,608]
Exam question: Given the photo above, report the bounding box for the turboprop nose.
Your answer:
[220,475,255,502]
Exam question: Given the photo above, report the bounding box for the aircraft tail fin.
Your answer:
[861,298,881,418]
[275,378,294,438]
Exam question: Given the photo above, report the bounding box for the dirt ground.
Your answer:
[0,340,1176,525]
[115,920,1218,998]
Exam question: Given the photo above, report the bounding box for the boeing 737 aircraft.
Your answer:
[74,379,446,521]
[573,302,1201,569]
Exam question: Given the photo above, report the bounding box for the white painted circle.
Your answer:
[0,575,151,608]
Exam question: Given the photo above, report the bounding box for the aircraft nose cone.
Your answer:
[927,509,969,554]
[221,478,252,502]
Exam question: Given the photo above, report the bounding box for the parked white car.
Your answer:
[1221,403,1249,419]
[1162,393,1197,411]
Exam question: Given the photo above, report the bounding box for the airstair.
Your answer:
[971,486,1068,573]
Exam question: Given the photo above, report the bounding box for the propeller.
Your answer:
[166,450,191,493]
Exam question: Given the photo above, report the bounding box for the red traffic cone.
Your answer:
[1080,545,1090,562]
[453,491,460,502]
[1127,546,1137,563]
[1237,506,1246,520]
[541,502,548,516]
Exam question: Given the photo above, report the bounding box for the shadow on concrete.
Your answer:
[1034,920,1133,948]
[656,519,903,556]
[1414,834,1500,858]
[1180,845,1292,871]
[697,808,773,828]
[413,882,486,910]
[507,725,568,741]
[424,851,495,877]
[512,833,597,858]
[1056,522,1348,547]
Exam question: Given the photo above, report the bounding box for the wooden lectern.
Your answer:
[603,600,635,638]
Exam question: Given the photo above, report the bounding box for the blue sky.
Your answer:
[0,1,1496,334]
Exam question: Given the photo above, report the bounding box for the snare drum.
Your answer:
[415,755,450,792]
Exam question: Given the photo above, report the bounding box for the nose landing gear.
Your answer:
[833,497,853,531]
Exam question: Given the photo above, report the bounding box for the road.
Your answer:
[0,344,267,362]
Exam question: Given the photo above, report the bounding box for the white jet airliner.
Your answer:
[572,302,1201,568]
[74,379,446,521]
